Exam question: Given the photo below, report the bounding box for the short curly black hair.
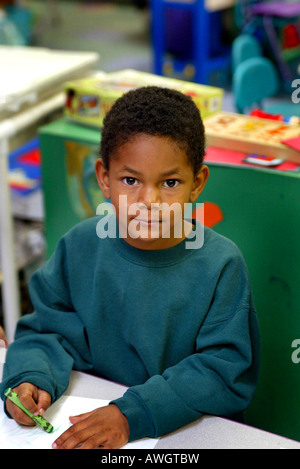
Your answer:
[100,86,205,175]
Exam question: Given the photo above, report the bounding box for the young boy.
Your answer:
[0,86,259,449]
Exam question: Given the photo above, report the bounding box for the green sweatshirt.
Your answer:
[0,216,259,441]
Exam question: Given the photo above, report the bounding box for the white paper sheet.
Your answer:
[0,395,158,449]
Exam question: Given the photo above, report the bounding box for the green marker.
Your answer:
[4,388,54,433]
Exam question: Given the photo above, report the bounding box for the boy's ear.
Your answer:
[95,158,111,199]
[189,164,209,203]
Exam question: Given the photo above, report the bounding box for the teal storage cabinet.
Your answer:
[39,118,300,442]
[39,119,105,258]
[203,164,300,442]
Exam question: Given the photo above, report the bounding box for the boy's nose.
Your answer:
[138,186,161,208]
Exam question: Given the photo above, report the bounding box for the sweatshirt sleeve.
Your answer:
[112,254,260,441]
[0,236,93,405]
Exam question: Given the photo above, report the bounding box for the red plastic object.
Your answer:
[250,108,284,121]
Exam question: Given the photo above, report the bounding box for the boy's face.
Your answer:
[95,134,208,250]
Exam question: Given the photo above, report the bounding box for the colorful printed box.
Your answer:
[64,69,224,128]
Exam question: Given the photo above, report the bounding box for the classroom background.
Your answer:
[1,0,300,447]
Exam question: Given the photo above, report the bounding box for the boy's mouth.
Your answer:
[134,218,162,226]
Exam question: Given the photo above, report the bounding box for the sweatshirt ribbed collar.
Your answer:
[109,215,203,267]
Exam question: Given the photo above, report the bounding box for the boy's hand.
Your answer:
[52,404,129,449]
[5,382,51,426]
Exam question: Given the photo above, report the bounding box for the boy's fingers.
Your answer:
[36,390,52,415]
[53,420,93,449]
[5,396,36,426]
[5,383,51,426]
[17,387,39,416]
[69,410,95,423]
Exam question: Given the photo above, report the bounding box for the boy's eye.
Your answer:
[163,179,179,188]
[123,177,138,186]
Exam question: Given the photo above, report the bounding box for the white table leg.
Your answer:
[0,137,21,343]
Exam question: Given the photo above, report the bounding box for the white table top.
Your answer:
[66,371,300,449]
[0,45,99,115]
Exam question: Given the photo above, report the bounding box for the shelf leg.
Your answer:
[0,138,21,343]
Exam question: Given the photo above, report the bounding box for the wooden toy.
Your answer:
[204,111,300,163]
